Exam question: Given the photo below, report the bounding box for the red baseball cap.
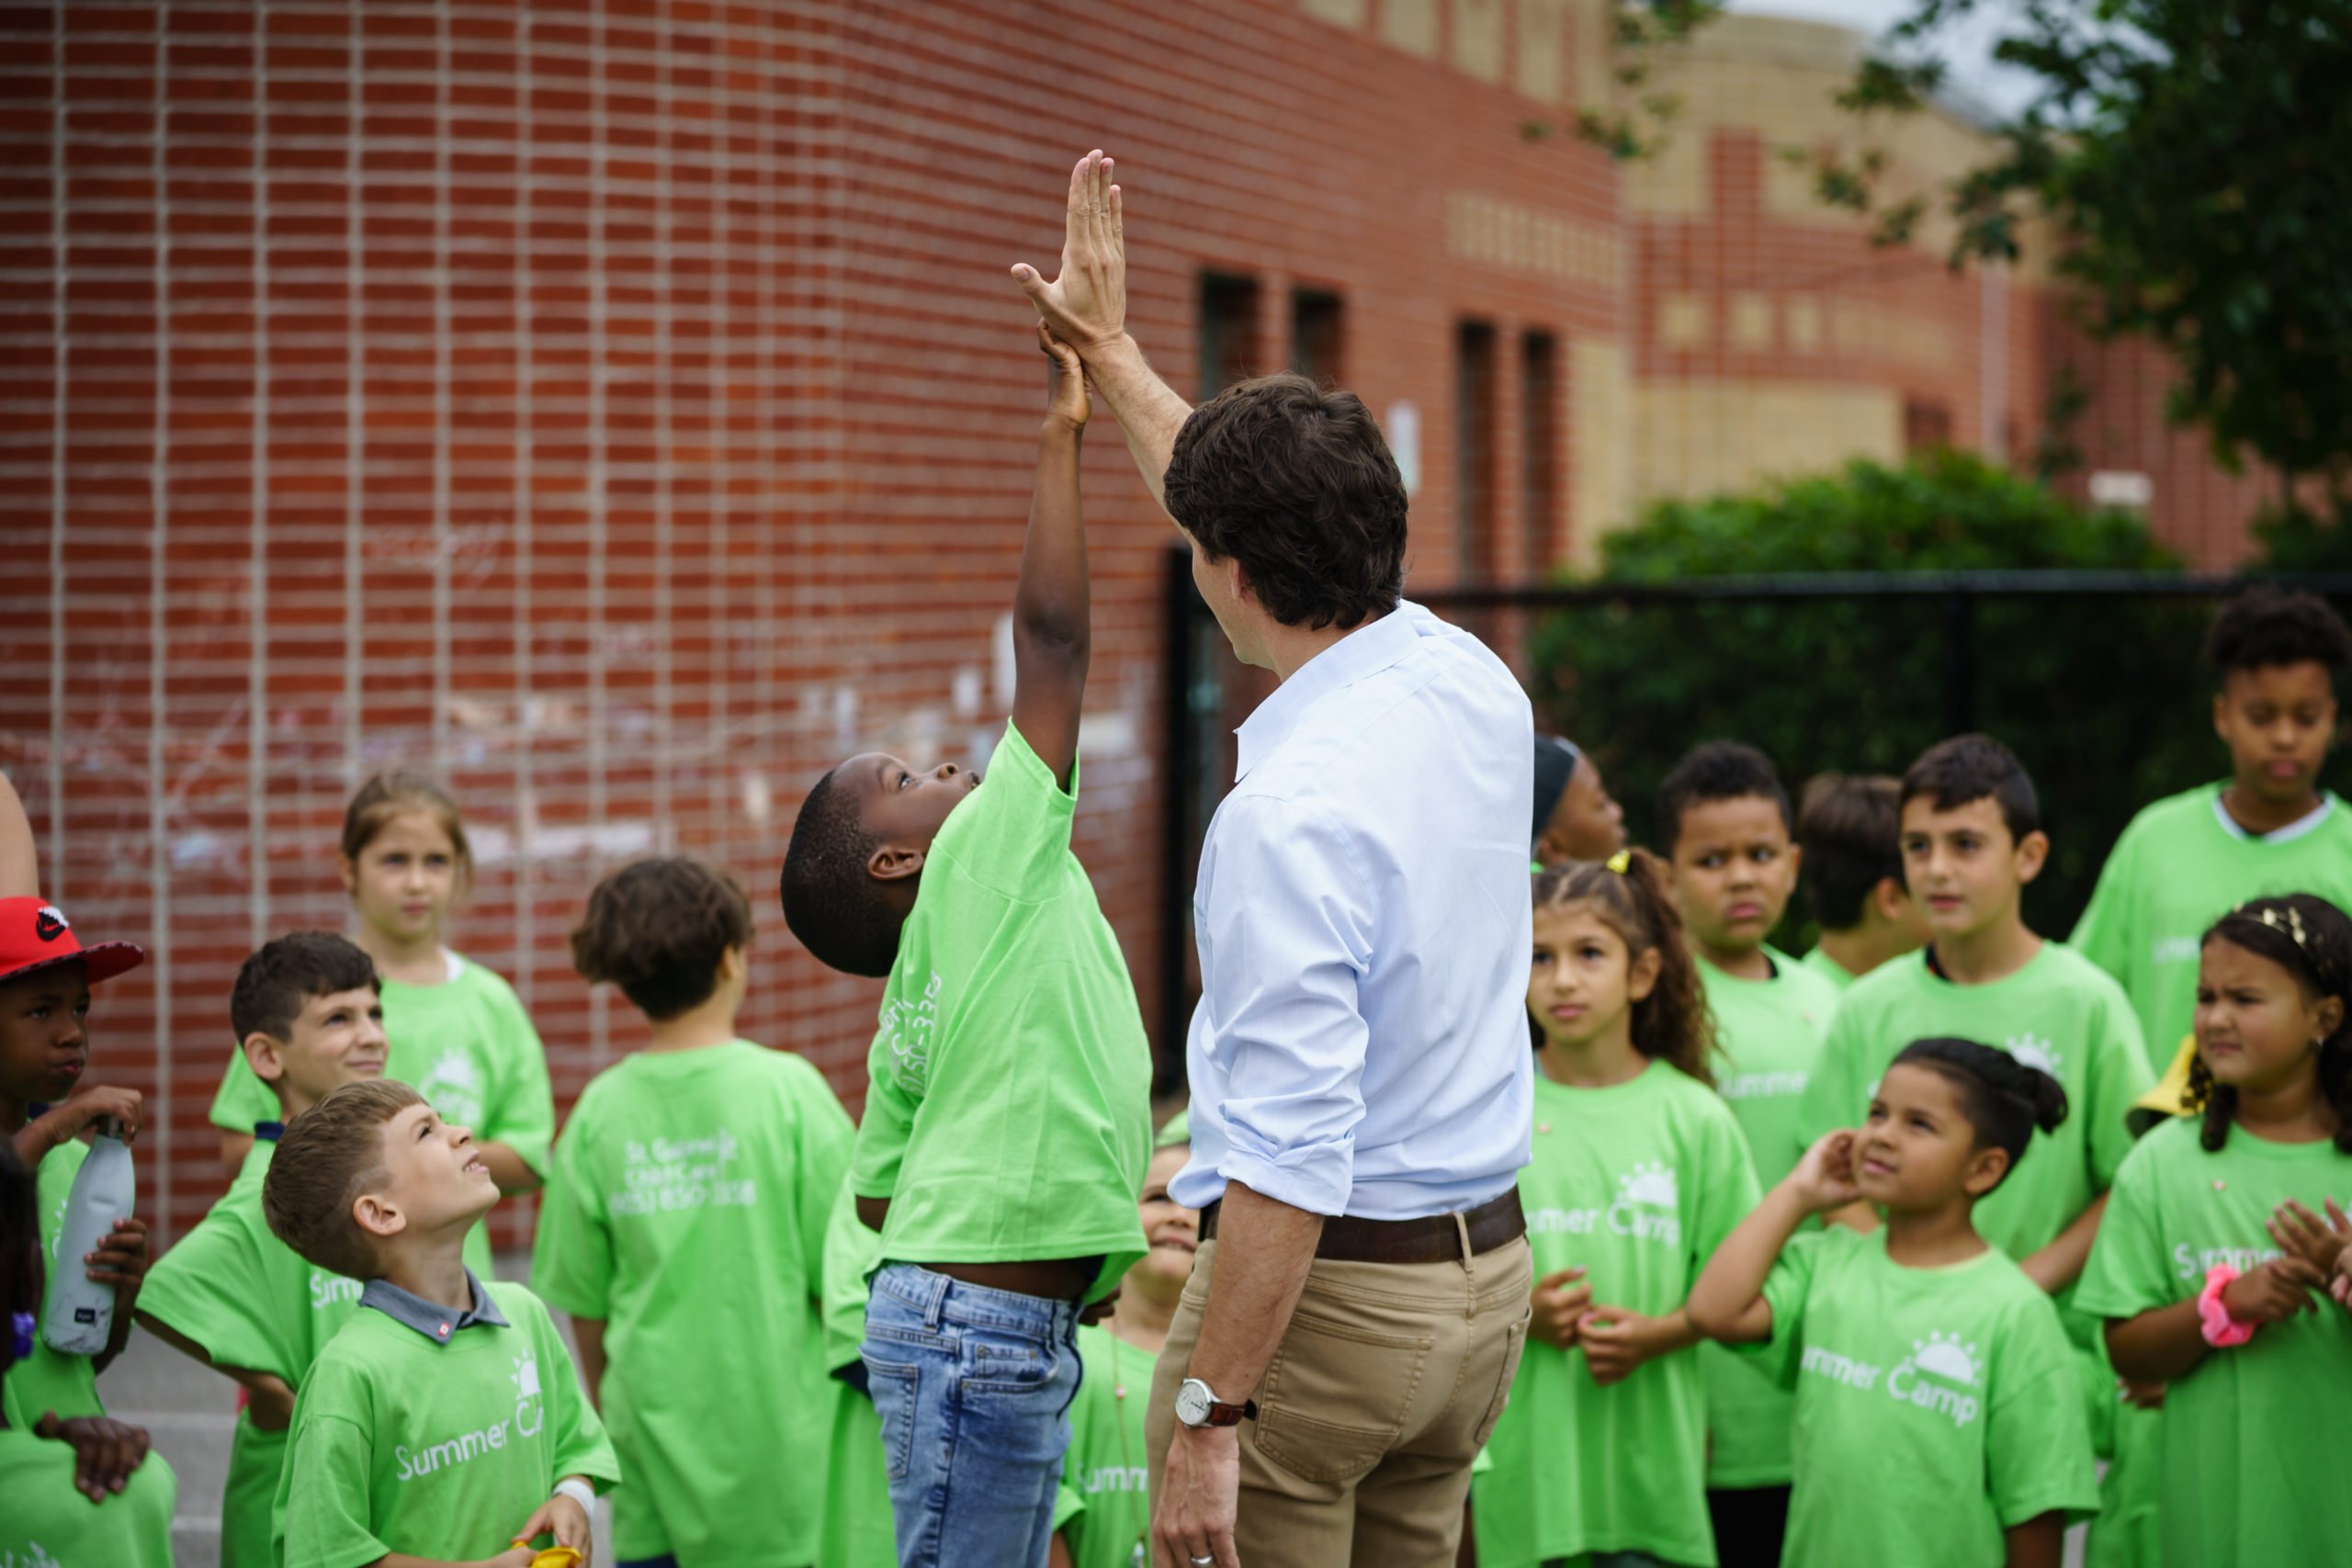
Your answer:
[0,897,145,987]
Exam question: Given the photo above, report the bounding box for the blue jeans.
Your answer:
[861,1263,1085,1568]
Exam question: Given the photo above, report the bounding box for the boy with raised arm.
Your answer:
[778,322,1150,1567]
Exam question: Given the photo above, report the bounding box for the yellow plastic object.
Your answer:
[511,1548,582,1568]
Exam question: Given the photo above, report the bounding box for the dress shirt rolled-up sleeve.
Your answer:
[1201,793,1375,1216]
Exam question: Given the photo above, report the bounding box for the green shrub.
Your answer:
[1530,451,2223,942]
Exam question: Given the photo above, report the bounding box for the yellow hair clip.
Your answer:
[1606,850,1633,874]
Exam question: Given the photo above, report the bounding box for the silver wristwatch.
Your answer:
[1172,1375,1257,1428]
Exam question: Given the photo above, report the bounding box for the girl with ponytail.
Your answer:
[1687,1038,2098,1567]
[2077,893,2352,1565]
[1474,851,1761,1568]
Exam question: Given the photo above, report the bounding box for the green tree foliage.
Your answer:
[1530,452,2222,940]
[1815,1,2352,499]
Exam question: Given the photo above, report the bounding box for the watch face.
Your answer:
[1175,1379,1211,1426]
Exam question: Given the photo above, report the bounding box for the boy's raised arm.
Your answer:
[1013,150,1193,516]
[1010,323,1092,788]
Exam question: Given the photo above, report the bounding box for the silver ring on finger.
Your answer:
[1192,1558,1216,1567]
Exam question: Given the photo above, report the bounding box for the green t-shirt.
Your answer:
[2071,784,2352,1074]
[1797,943,1859,993]
[1697,946,1839,1490]
[136,1135,365,1567]
[1751,1227,2098,1566]
[0,1425,177,1568]
[208,952,555,1278]
[1797,943,2150,1269]
[274,1280,619,1568]
[816,1179,895,1568]
[2,1138,99,1428]
[2075,1117,2352,1566]
[1475,1064,1759,1568]
[1052,1325,1156,1568]
[849,722,1152,1302]
[531,1040,853,1568]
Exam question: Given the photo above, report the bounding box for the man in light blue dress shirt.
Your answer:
[1017,150,1537,1568]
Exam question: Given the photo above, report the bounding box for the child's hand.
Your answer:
[2219,1257,2326,1325]
[2267,1198,2352,1280]
[513,1488,594,1563]
[1577,1306,1668,1386]
[1787,1131,1863,1213]
[243,1373,297,1432]
[2115,1377,2166,1411]
[1529,1267,1590,1350]
[24,1085,143,1156]
[1039,321,1089,432]
[87,1214,149,1293]
[31,1410,152,1502]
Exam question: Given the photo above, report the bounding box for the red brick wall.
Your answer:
[0,0,1626,1245]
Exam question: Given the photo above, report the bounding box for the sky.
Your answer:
[1725,0,2045,119]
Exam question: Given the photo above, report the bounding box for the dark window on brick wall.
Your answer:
[1292,289,1343,386]
[1199,274,1261,400]
[1521,330,1559,576]
[1905,397,1954,452]
[1455,321,1498,581]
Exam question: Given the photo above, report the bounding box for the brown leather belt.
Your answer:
[1197,1187,1525,1265]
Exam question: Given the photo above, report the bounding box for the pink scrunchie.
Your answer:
[2198,1263,2260,1348]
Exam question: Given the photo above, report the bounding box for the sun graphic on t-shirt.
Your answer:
[2004,1034,2065,1081]
[1909,1331,1982,1387]
[1617,1161,1679,1209]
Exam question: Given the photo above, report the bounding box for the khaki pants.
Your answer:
[1146,1230,1533,1567]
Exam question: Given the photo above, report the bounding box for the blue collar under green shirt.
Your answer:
[360,1269,508,1343]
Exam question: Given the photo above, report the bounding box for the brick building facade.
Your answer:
[0,0,2263,1242]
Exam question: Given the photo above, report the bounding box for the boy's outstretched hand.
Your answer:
[1788,1130,1863,1213]
[1012,150,1125,356]
[1040,321,1089,432]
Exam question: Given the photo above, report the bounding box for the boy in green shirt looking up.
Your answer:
[535,856,854,1568]
[1654,742,1840,1565]
[1801,735,2149,1294]
[778,323,1149,1566]
[135,931,387,1567]
[1796,773,1929,993]
[2073,588,2352,1077]
[264,1078,618,1568]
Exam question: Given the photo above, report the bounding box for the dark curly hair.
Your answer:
[1655,739,1791,855]
[1901,733,2040,843]
[1798,773,1904,931]
[779,765,905,979]
[230,931,379,1045]
[573,857,755,1021]
[2188,894,2352,1155]
[1531,851,1720,1086]
[1163,372,1406,631]
[1891,1037,2068,1194]
[2206,588,2352,681]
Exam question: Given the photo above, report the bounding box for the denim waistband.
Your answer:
[872,1262,1085,1338]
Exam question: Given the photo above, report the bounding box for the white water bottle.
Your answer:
[42,1117,133,1356]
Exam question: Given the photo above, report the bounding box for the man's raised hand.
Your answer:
[1012,150,1126,355]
